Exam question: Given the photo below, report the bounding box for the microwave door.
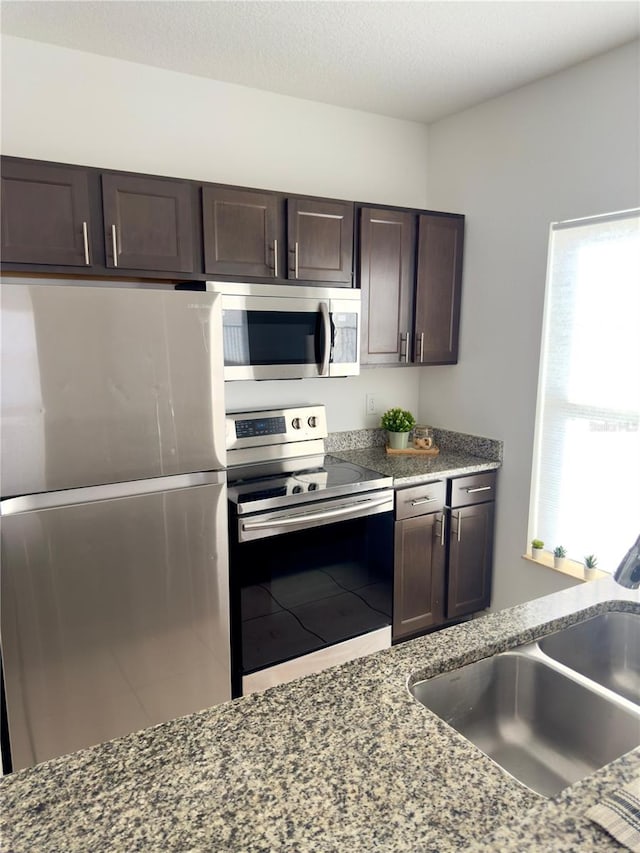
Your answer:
[221,294,330,381]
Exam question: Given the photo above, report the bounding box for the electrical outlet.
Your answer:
[366,394,378,416]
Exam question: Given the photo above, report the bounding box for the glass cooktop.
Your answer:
[227,454,392,514]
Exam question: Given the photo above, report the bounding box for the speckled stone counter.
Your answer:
[326,426,502,485]
[2,578,638,853]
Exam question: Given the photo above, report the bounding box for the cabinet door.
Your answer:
[393,512,446,640]
[102,173,194,272]
[202,186,283,278]
[359,208,415,365]
[414,214,464,364]
[287,198,354,283]
[447,502,494,619]
[1,159,92,267]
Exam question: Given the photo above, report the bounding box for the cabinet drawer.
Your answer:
[448,471,497,508]
[396,481,445,520]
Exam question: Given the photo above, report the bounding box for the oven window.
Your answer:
[231,512,393,675]
[223,309,321,366]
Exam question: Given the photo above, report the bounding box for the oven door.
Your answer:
[229,490,394,695]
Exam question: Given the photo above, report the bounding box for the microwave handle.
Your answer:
[318,302,331,376]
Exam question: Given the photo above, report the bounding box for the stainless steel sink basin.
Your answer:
[410,647,640,798]
[539,612,640,706]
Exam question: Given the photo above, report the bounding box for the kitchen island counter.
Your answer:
[1,578,638,852]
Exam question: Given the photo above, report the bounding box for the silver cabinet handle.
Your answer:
[111,224,119,267]
[455,510,462,542]
[82,221,90,265]
[401,330,411,363]
[273,239,278,278]
[419,332,424,363]
[294,241,299,279]
[440,512,446,546]
[466,486,492,494]
[410,497,438,506]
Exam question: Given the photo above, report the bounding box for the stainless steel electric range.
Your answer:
[225,404,394,696]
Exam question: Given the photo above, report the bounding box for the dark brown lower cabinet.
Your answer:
[393,481,446,641]
[447,501,495,619]
[393,471,497,642]
[393,512,446,640]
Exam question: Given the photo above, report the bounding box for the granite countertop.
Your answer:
[326,426,502,486]
[2,577,638,853]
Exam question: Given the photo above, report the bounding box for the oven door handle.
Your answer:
[241,493,392,536]
[318,301,331,376]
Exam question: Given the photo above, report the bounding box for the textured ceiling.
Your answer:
[1,1,639,123]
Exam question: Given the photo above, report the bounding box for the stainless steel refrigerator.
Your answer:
[0,279,231,772]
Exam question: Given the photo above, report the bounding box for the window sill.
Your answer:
[522,552,608,583]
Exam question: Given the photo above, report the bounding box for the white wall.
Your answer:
[0,35,430,426]
[422,41,640,609]
[0,36,430,206]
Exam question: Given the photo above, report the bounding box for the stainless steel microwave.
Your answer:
[206,282,360,381]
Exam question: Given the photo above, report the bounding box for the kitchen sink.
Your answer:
[410,642,640,798]
[539,612,640,706]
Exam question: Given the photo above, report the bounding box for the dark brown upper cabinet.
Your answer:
[359,207,415,365]
[414,214,464,364]
[102,173,194,273]
[357,206,464,367]
[202,186,283,278]
[1,156,466,311]
[1,159,93,267]
[287,198,354,284]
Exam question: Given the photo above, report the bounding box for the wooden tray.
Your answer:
[385,445,440,456]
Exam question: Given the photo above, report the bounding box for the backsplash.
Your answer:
[326,427,503,462]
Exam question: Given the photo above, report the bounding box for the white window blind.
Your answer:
[529,209,640,572]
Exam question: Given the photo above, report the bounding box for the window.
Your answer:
[529,209,640,572]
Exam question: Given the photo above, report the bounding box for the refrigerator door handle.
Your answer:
[1,470,226,515]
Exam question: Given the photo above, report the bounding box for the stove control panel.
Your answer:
[234,415,286,440]
[225,404,328,452]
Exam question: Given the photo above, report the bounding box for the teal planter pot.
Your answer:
[387,431,409,450]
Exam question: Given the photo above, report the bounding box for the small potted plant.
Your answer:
[584,554,599,581]
[531,539,545,560]
[553,545,567,569]
[380,407,416,450]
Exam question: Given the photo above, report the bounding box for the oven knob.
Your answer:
[308,483,318,491]
[292,418,302,429]
[292,485,303,494]
[308,416,317,428]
